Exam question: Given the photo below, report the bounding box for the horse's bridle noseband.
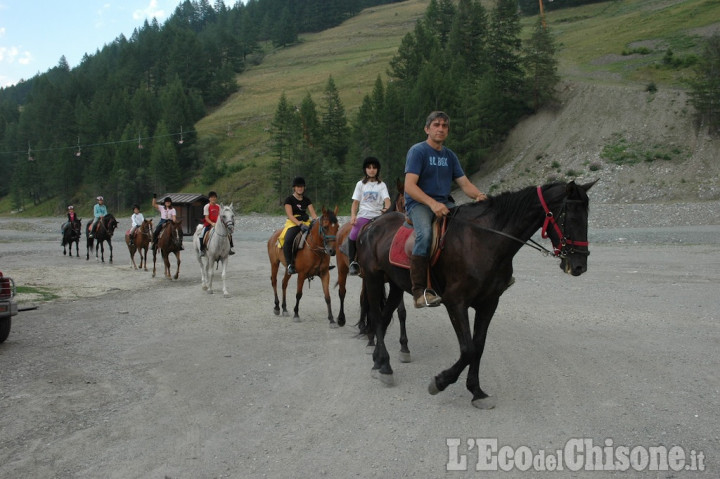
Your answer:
[306,217,336,254]
[537,186,589,258]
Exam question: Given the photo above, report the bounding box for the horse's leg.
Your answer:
[164,252,171,278]
[397,297,411,363]
[108,240,113,263]
[337,259,348,327]
[360,287,376,351]
[206,257,215,294]
[173,252,181,280]
[270,258,281,315]
[428,300,475,400]
[152,248,157,277]
[221,258,229,297]
[292,274,305,322]
[322,270,336,328]
[366,274,402,384]
[465,301,499,409]
[280,268,290,317]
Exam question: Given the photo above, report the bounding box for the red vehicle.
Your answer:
[0,271,18,343]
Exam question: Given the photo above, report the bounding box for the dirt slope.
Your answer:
[472,81,720,205]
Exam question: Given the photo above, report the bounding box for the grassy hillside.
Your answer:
[196,0,719,214]
[194,0,428,213]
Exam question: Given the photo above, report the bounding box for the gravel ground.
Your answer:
[0,202,718,478]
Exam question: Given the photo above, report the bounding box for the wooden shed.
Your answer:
[156,193,208,235]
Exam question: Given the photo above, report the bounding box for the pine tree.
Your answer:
[271,92,302,201]
[688,33,720,133]
[523,18,560,111]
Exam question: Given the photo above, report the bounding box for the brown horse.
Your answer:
[152,220,183,279]
[126,218,153,271]
[357,181,594,408]
[267,206,339,324]
[335,179,410,359]
[86,214,118,263]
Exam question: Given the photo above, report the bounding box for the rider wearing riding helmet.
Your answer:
[282,176,318,275]
[151,194,183,250]
[89,196,107,238]
[347,157,390,275]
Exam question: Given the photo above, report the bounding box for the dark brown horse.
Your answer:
[267,206,339,324]
[152,220,183,279]
[335,179,410,360]
[86,214,118,263]
[62,218,82,257]
[357,181,594,408]
[126,218,153,271]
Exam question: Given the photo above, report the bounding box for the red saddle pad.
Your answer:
[389,226,413,269]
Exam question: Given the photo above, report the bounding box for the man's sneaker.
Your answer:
[229,249,235,255]
[348,261,360,276]
[287,264,296,275]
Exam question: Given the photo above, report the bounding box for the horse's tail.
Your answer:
[354,279,390,334]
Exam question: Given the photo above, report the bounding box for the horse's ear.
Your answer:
[580,179,598,192]
[333,205,339,216]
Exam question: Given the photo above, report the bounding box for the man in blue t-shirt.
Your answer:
[404,111,487,308]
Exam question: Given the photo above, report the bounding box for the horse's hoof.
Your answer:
[282,311,290,317]
[207,290,214,295]
[428,378,440,395]
[337,317,346,327]
[329,322,338,329]
[399,351,412,363]
[293,316,302,323]
[471,396,496,410]
[371,368,379,379]
[202,285,208,290]
[223,293,230,298]
[378,372,394,386]
[273,309,280,316]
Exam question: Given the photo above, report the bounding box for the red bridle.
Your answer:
[537,186,589,257]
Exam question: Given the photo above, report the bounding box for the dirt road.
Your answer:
[0,217,718,478]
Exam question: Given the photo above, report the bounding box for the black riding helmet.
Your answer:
[362,156,381,175]
[163,196,172,204]
[292,176,306,187]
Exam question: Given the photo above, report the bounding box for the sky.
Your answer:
[0,0,191,88]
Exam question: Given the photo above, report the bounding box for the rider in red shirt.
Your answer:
[200,191,235,256]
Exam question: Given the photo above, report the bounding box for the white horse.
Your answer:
[193,204,235,297]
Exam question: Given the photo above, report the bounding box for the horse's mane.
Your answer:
[452,183,546,227]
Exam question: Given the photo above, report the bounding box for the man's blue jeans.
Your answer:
[407,201,454,256]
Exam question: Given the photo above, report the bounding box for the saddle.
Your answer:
[389,216,448,269]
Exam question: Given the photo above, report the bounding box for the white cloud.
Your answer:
[133,0,166,21]
[0,26,6,38]
[0,45,32,64]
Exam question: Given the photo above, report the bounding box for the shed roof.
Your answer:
[161,193,208,204]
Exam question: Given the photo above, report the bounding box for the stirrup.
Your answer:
[414,289,442,308]
[287,264,296,275]
[229,249,235,255]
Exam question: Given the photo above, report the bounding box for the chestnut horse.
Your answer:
[357,181,594,408]
[335,179,410,360]
[267,206,339,324]
[125,218,153,271]
[152,220,183,279]
[62,218,82,257]
[86,214,118,263]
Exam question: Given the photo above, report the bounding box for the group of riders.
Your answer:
[281,111,486,309]
[61,111,484,310]
[61,191,237,256]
